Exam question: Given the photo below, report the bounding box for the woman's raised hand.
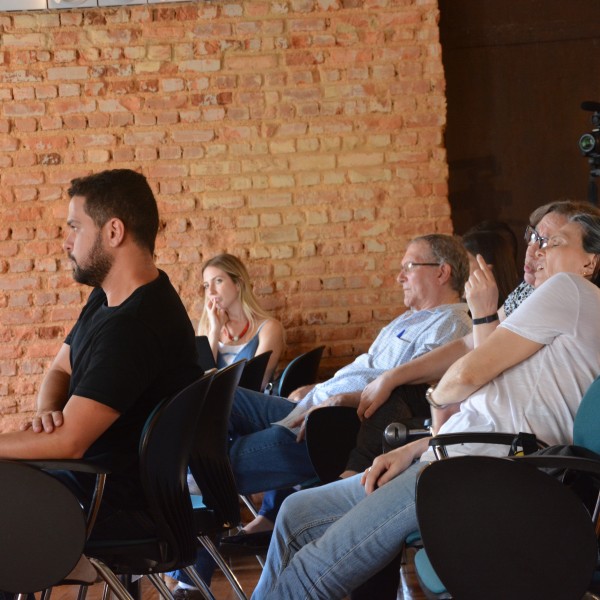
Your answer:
[464,254,499,318]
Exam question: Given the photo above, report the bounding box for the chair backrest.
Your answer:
[188,360,246,528]
[573,375,600,454]
[277,345,325,398]
[238,350,272,392]
[195,335,217,371]
[139,373,213,570]
[416,455,597,600]
[305,405,361,483]
[0,460,87,593]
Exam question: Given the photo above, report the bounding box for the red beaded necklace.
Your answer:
[225,319,250,342]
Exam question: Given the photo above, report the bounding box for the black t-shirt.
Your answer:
[65,270,203,512]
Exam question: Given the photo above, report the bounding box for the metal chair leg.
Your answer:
[87,557,135,600]
[182,565,218,600]
[198,535,248,600]
[76,585,89,600]
[239,494,259,519]
[146,573,177,599]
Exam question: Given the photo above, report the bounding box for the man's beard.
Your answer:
[70,233,113,288]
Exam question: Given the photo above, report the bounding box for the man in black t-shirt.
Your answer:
[2,169,202,537]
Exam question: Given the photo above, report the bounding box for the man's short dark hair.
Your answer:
[413,234,470,295]
[68,169,159,254]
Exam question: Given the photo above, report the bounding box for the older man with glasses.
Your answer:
[229,234,472,488]
[358,200,599,427]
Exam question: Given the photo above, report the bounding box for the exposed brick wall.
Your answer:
[0,0,450,431]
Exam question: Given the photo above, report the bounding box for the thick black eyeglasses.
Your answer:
[400,262,441,274]
[524,225,549,249]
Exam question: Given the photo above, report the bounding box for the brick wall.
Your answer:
[0,0,450,431]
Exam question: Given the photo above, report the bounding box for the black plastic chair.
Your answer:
[82,373,215,599]
[195,335,217,371]
[238,350,272,392]
[415,455,598,600]
[305,406,362,483]
[276,345,325,398]
[238,345,326,520]
[188,360,249,600]
[413,376,600,599]
[304,383,429,483]
[0,460,87,594]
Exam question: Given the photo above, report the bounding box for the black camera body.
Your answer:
[579,101,600,205]
[579,101,600,161]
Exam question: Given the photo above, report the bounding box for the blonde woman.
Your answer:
[198,253,284,390]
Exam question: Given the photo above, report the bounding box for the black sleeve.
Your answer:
[71,314,162,414]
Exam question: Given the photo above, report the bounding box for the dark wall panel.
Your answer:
[440,0,600,242]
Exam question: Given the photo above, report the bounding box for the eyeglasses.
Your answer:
[524,225,549,249]
[400,262,441,274]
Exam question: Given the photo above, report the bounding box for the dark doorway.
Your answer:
[440,0,600,247]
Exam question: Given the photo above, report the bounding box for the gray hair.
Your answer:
[569,213,600,287]
[529,200,600,227]
[412,234,470,294]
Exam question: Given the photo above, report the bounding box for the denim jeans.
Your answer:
[228,387,317,494]
[251,462,424,600]
[169,543,219,587]
[258,488,296,522]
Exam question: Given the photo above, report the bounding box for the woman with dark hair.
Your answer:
[462,227,520,308]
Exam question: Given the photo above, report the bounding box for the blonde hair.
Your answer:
[197,253,272,335]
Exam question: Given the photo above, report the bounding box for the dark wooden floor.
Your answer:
[51,548,426,600]
[52,497,426,600]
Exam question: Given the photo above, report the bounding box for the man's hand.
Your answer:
[287,384,316,402]
[360,444,418,494]
[464,254,499,318]
[357,374,395,421]
[20,410,64,434]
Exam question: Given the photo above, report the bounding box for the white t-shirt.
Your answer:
[421,273,600,461]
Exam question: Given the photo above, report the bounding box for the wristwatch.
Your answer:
[426,385,447,410]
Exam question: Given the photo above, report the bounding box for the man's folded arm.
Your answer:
[22,343,72,433]
[4,395,119,460]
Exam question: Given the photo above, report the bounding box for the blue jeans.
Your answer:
[228,387,317,493]
[251,462,424,600]
[259,488,296,522]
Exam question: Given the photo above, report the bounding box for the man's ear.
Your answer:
[105,218,126,248]
[438,262,452,286]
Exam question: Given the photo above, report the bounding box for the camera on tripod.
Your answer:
[579,101,600,205]
[579,101,600,160]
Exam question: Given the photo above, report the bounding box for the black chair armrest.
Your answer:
[20,458,111,474]
[429,431,546,458]
[514,455,600,477]
[15,458,111,538]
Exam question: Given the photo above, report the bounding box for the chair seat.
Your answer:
[405,530,422,546]
[191,494,207,509]
[414,549,449,596]
[85,537,174,574]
